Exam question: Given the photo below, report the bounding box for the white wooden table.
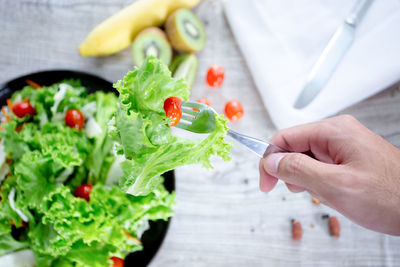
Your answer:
[1,0,400,266]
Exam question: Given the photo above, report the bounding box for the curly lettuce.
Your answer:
[112,57,232,195]
[0,79,175,266]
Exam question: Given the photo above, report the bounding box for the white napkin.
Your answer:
[223,0,400,129]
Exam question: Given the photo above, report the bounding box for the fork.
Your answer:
[175,101,287,158]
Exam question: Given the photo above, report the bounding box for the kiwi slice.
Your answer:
[170,53,198,88]
[165,9,206,52]
[132,27,172,67]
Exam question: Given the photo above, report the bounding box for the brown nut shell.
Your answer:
[291,220,303,242]
[329,216,340,237]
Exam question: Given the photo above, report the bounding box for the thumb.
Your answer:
[262,152,334,191]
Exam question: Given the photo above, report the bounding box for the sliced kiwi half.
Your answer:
[165,8,206,52]
[132,27,172,67]
[170,53,198,89]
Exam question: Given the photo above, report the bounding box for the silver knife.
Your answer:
[294,0,373,109]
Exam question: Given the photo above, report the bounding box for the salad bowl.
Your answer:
[0,70,175,267]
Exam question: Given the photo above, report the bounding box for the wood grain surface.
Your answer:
[1,0,399,266]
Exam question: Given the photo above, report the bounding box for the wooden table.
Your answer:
[1,0,400,266]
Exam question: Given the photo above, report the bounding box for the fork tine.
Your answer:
[181,108,198,116]
[182,101,204,109]
[175,100,216,134]
[175,122,193,131]
[181,114,195,122]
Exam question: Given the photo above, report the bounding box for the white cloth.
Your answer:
[223,0,400,129]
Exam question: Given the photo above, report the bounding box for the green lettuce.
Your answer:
[112,57,232,195]
[10,80,93,126]
[0,217,29,255]
[0,144,174,266]
[86,92,118,184]
[0,79,175,266]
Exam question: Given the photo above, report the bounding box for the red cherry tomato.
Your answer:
[163,97,182,126]
[110,256,124,267]
[12,100,35,118]
[224,100,244,122]
[65,109,84,130]
[73,184,92,202]
[196,98,211,106]
[206,65,225,88]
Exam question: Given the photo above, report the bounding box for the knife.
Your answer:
[294,0,373,109]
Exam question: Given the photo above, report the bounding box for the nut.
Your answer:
[291,219,303,242]
[311,197,320,205]
[329,216,340,237]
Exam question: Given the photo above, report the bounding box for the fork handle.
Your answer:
[227,129,287,158]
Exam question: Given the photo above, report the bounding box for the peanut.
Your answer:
[329,216,340,237]
[311,197,320,205]
[291,220,303,242]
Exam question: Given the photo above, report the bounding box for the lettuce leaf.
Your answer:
[0,217,29,255]
[113,57,232,195]
[86,92,118,184]
[6,145,174,260]
[0,121,31,160]
[0,79,175,265]
[10,80,92,126]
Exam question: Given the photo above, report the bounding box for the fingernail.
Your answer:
[264,153,285,174]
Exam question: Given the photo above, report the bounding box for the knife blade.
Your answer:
[294,0,373,109]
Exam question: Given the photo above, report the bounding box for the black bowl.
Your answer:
[0,70,175,267]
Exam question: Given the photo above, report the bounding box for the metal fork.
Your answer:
[175,101,287,158]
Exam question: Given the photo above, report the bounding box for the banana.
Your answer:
[78,0,200,57]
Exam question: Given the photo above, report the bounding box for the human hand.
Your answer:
[259,115,400,235]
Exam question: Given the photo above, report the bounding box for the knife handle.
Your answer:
[346,0,373,26]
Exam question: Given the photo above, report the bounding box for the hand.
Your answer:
[259,115,400,235]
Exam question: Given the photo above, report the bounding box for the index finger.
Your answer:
[270,119,339,164]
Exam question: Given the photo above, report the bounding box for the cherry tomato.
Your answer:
[163,97,182,126]
[73,184,92,202]
[110,256,124,267]
[206,64,225,88]
[196,98,211,106]
[65,109,84,130]
[224,100,244,122]
[12,100,35,118]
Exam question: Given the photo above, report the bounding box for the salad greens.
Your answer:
[111,56,232,196]
[0,79,174,266]
[0,57,231,266]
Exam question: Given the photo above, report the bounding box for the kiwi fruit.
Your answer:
[132,27,172,67]
[170,53,198,88]
[165,8,206,52]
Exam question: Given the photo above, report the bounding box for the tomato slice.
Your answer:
[65,109,84,130]
[196,98,211,106]
[110,256,124,267]
[73,184,92,202]
[224,100,244,122]
[163,97,182,126]
[206,65,225,88]
[12,100,35,118]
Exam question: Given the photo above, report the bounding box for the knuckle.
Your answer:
[338,114,357,124]
[330,169,360,189]
[285,154,304,179]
